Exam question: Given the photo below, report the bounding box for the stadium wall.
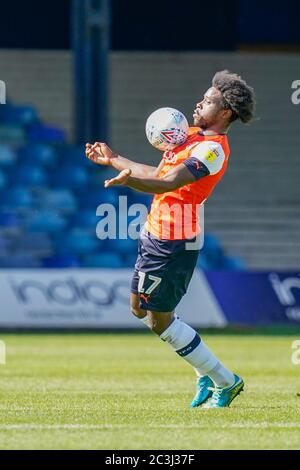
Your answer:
[1,49,299,157]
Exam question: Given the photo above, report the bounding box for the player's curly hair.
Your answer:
[212,70,255,124]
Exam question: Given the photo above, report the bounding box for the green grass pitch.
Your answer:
[0,332,299,450]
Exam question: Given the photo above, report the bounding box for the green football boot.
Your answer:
[190,375,214,408]
[202,374,244,409]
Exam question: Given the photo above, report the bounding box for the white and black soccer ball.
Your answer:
[145,107,189,151]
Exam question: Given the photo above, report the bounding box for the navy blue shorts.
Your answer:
[131,230,199,312]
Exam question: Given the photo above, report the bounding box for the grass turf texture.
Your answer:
[0,332,300,450]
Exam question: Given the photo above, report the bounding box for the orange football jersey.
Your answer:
[145,127,230,240]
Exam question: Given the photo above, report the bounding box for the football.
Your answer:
[145,107,189,151]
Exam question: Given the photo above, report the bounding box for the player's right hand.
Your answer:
[85,142,116,166]
[104,169,132,188]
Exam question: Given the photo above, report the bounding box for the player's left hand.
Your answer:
[104,169,132,188]
[85,142,116,165]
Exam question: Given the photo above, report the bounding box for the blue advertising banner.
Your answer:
[1,269,300,328]
[204,271,300,325]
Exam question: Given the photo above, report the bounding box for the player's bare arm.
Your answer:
[103,162,208,194]
[86,142,164,177]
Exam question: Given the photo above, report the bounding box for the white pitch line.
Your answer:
[0,423,300,431]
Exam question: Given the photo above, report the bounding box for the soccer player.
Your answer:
[86,70,255,408]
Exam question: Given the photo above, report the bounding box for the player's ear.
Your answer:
[220,108,232,121]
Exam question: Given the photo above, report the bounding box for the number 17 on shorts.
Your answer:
[138,271,162,307]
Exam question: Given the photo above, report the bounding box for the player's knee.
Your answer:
[148,313,174,336]
[148,318,167,335]
[147,317,157,332]
[130,294,146,319]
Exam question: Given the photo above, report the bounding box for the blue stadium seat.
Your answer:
[0,212,21,231]
[55,229,100,256]
[122,252,138,267]
[27,123,65,143]
[17,144,57,167]
[90,166,118,184]
[0,125,26,145]
[14,164,47,187]
[57,145,84,160]
[39,189,77,213]
[72,209,100,231]
[0,105,38,127]
[58,145,95,168]
[202,233,225,266]
[221,256,246,271]
[13,232,53,257]
[0,253,41,268]
[41,255,81,268]
[0,233,10,255]
[51,165,89,189]
[83,252,124,268]
[79,187,120,208]
[111,237,137,255]
[2,188,34,211]
[128,192,153,208]
[25,211,67,233]
[0,169,8,190]
[0,144,17,166]
[196,254,212,270]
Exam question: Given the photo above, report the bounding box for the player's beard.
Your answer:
[199,121,208,130]
[194,116,208,129]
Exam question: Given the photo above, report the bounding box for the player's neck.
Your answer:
[201,123,230,136]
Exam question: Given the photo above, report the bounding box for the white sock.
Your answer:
[194,368,204,378]
[160,318,235,388]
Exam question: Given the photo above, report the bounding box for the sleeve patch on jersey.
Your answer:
[190,141,225,176]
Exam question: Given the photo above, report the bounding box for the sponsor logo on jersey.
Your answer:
[163,150,177,163]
